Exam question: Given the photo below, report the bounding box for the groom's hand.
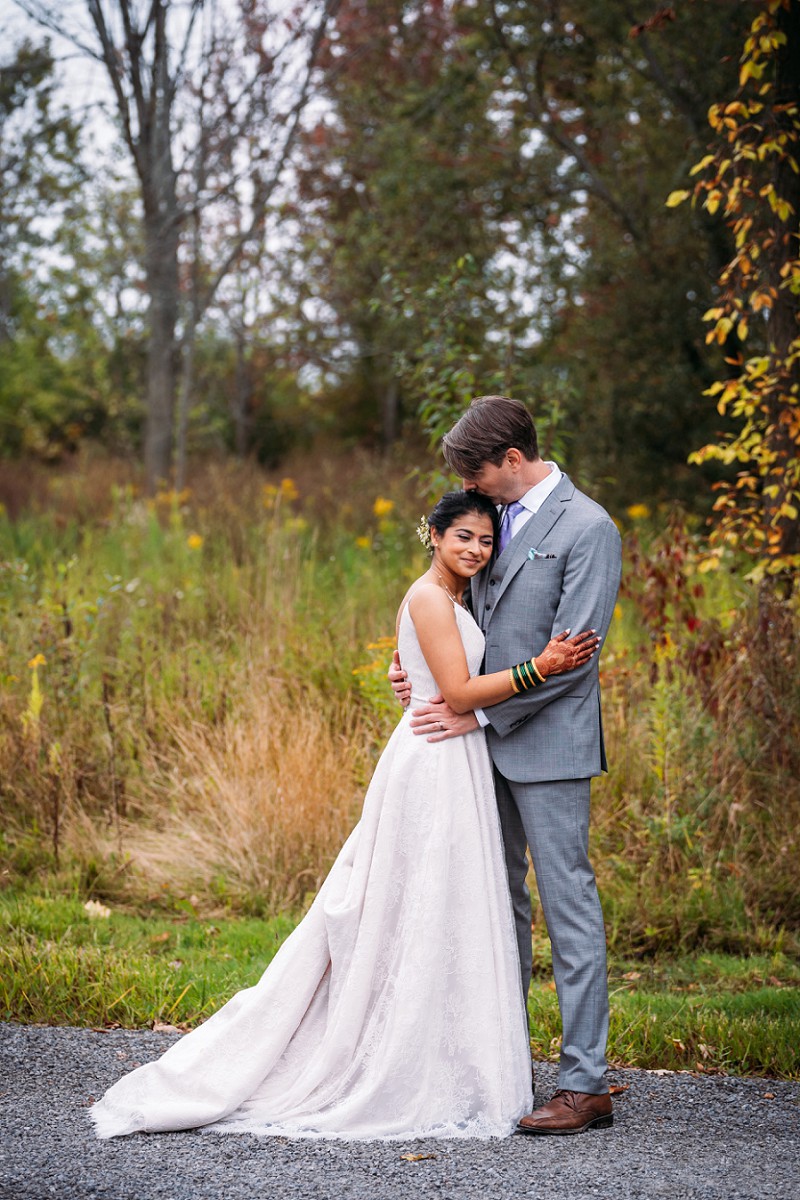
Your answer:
[388,650,412,708]
[409,695,479,741]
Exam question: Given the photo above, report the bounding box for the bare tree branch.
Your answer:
[488,0,644,243]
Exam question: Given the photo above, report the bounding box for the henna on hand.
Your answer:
[534,629,600,678]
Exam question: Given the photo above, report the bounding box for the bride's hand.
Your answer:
[534,629,600,678]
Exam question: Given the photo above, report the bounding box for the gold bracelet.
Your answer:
[531,658,546,684]
[509,667,521,694]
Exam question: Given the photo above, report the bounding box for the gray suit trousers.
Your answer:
[494,770,609,1095]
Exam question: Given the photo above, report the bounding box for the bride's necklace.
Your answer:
[435,570,466,608]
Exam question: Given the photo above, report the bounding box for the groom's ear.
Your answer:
[505,448,523,470]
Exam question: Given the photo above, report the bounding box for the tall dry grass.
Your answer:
[590,515,800,954]
[0,447,419,912]
[2,455,799,954]
[68,676,371,913]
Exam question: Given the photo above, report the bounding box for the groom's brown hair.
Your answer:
[442,395,540,478]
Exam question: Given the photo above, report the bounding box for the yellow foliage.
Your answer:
[670,0,800,581]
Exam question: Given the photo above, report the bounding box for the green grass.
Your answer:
[3,891,798,1079]
[0,890,299,1028]
[527,937,800,1079]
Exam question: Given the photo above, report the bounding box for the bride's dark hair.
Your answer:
[428,490,500,546]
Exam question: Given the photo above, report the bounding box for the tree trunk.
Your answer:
[143,227,179,491]
[381,375,399,446]
[137,0,180,493]
[174,305,196,493]
[231,330,251,458]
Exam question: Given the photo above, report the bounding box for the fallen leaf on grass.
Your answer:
[152,1021,182,1033]
[400,1153,437,1162]
[622,971,642,980]
[150,932,171,944]
[609,1084,630,1095]
[763,1092,775,1099]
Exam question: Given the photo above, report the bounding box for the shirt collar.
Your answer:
[518,462,562,515]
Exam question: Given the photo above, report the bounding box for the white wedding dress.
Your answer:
[91,602,532,1140]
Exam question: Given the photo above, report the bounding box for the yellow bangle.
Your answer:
[509,667,521,694]
[531,658,546,684]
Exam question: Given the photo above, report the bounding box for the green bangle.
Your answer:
[520,659,538,689]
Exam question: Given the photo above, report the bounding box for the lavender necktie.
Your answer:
[498,500,526,554]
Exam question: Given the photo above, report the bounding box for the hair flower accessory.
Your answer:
[416,515,432,551]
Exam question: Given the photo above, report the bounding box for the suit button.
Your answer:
[489,579,496,586]
[485,603,491,611]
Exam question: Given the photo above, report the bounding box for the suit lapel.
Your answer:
[488,475,575,613]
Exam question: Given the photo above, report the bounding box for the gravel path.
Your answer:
[1,1023,798,1200]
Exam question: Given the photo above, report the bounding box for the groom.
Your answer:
[393,395,621,1135]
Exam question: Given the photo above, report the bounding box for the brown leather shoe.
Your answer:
[516,1089,613,1136]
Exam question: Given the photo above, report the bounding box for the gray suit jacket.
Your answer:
[471,474,622,784]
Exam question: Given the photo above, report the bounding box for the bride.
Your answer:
[91,490,598,1141]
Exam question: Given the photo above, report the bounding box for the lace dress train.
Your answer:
[90,604,531,1140]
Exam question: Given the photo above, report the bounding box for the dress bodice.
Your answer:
[398,599,485,706]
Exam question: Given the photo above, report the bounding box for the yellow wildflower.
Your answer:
[27,654,47,669]
[366,636,397,652]
[613,603,623,623]
[280,478,299,501]
[355,536,371,549]
[155,487,190,507]
[187,533,203,550]
[373,497,394,518]
[626,503,651,521]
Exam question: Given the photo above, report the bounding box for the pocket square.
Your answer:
[528,548,557,560]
